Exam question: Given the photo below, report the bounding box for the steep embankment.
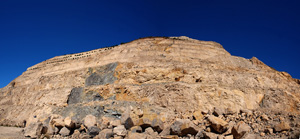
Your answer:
[0,36,299,138]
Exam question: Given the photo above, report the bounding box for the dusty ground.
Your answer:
[0,126,26,139]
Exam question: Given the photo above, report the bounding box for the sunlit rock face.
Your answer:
[0,36,299,130]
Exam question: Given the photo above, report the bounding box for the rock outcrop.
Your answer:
[0,36,299,138]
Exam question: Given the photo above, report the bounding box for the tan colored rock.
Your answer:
[207,115,228,133]
[170,119,199,136]
[84,114,96,128]
[274,121,290,132]
[110,119,121,127]
[203,132,219,139]
[232,121,251,139]
[64,116,75,128]
[24,122,43,138]
[193,110,204,120]
[59,127,70,137]
[97,128,113,139]
[113,125,127,136]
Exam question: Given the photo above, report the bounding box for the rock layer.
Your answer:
[0,36,299,138]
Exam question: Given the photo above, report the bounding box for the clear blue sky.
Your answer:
[0,0,299,88]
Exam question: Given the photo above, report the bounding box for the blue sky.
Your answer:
[0,0,299,88]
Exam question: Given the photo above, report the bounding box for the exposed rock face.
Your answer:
[0,36,299,138]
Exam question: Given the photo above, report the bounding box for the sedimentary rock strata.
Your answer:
[0,36,299,138]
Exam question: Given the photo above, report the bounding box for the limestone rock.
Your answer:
[232,121,251,139]
[207,115,228,133]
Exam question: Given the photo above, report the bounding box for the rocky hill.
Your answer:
[0,36,299,139]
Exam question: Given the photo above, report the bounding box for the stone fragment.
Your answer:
[159,125,171,136]
[113,125,127,136]
[130,126,142,133]
[274,121,290,132]
[261,114,269,121]
[88,126,100,137]
[260,132,265,137]
[64,116,75,128]
[121,110,134,129]
[59,127,70,137]
[52,118,65,127]
[265,128,273,134]
[207,115,228,133]
[232,121,251,139]
[193,110,204,120]
[110,119,121,127]
[113,136,123,139]
[224,135,233,139]
[97,128,114,139]
[71,130,81,138]
[170,119,198,136]
[222,121,235,135]
[24,122,43,138]
[203,132,219,139]
[84,114,97,128]
[213,107,224,116]
[240,109,252,115]
[145,127,155,134]
[128,132,148,139]
[241,133,259,139]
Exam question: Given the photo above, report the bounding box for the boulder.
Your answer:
[207,115,228,133]
[97,128,114,139]
[274,121,290,132]
[113,125,127,136]
[24,122,43,138]
[59,127,70,137]
[170,119,199,136]
[231,121,251,139]
[84,114,96,128]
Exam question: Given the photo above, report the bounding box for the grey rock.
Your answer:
[88,126,100,137]
[85,62,118,86]
[130,126,142,133]
[67,87,83,105]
